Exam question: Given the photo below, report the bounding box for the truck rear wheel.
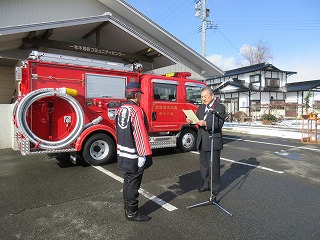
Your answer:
[81,133,115,166]
[178,129,197,152]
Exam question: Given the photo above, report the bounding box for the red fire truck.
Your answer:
[13,51,206,165]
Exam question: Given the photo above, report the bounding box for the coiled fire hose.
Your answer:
[15,88,85,150]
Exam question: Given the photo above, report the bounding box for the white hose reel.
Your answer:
[15,88,85,150]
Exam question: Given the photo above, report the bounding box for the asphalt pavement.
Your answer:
[1,126,320,240]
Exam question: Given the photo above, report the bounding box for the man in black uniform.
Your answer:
[116,82,153,221]
[188,87,226,196]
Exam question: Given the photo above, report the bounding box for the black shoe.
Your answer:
[212,191,219,197]
[125,211,151,221]
[197,186,210,192]
[125,204,151,221]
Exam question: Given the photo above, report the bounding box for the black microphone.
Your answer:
[211,110,220,116]
[211,110,226,120]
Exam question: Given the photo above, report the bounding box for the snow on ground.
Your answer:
[223,120,319,140]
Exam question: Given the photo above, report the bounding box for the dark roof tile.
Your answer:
[208,63,296,79]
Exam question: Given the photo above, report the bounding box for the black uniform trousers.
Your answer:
[199,142,221,192]
[123,168,144,206]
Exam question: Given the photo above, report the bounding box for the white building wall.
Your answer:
[314,92,320,101]
[269,92,276,100]
[265,72,272,78]
[286,92,298,103]
[297,93,303,104]
[280,72,286,87]
[276,92,285,100]
[250,92,260,100]
[261,92,270,104]
[0,104,14,149]
[241,74,249,83]
[238,92,249,114]
[261,74,266,87]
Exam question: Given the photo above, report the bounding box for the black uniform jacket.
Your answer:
[195,101,226,152]
[116,100,152,173]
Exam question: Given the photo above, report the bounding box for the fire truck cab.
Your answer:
[13,51,206,165]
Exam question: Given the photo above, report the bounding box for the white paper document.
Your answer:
[183,110,199,124]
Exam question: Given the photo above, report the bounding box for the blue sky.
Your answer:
[125,0,319,82]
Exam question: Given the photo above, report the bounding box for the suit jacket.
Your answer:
[196,101,226,151]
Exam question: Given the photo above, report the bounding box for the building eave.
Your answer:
[98,0,224,77]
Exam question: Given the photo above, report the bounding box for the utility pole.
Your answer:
[195,0,213,57]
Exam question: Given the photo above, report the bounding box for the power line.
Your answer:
[212,20,320,31]
[160,1,195,27]
[157,0,191,25]
[180,29,199,40]
[154,0,183,22]
[216,28,244,57]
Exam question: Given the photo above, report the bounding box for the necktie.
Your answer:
[204,105,210,119]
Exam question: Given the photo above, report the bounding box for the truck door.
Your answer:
[150,79,182,132]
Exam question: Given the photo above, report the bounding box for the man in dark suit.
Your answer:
[187,87,226,196]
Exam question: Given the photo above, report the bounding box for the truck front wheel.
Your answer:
[81,133,115,166]
[178,129,197,152]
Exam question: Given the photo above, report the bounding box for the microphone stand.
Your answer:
[187,112,233,216]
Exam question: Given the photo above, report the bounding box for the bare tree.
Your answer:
[240,38,274,65]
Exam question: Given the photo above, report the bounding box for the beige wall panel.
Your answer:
[0,72,15,82]
[0,66,14,73]
[151,62,205,81]
[0,80,15,89]
[0,0,109,27]
[0,95,13,104]
[0,66,15,104]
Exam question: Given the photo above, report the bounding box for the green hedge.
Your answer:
[261,114,277,122]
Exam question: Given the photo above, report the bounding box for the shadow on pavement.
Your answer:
[140,157,260,215]
[219,157,260,200]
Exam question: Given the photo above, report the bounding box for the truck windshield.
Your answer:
[186,85,204,105]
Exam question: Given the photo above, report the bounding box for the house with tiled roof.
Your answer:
[206,63,320,119]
